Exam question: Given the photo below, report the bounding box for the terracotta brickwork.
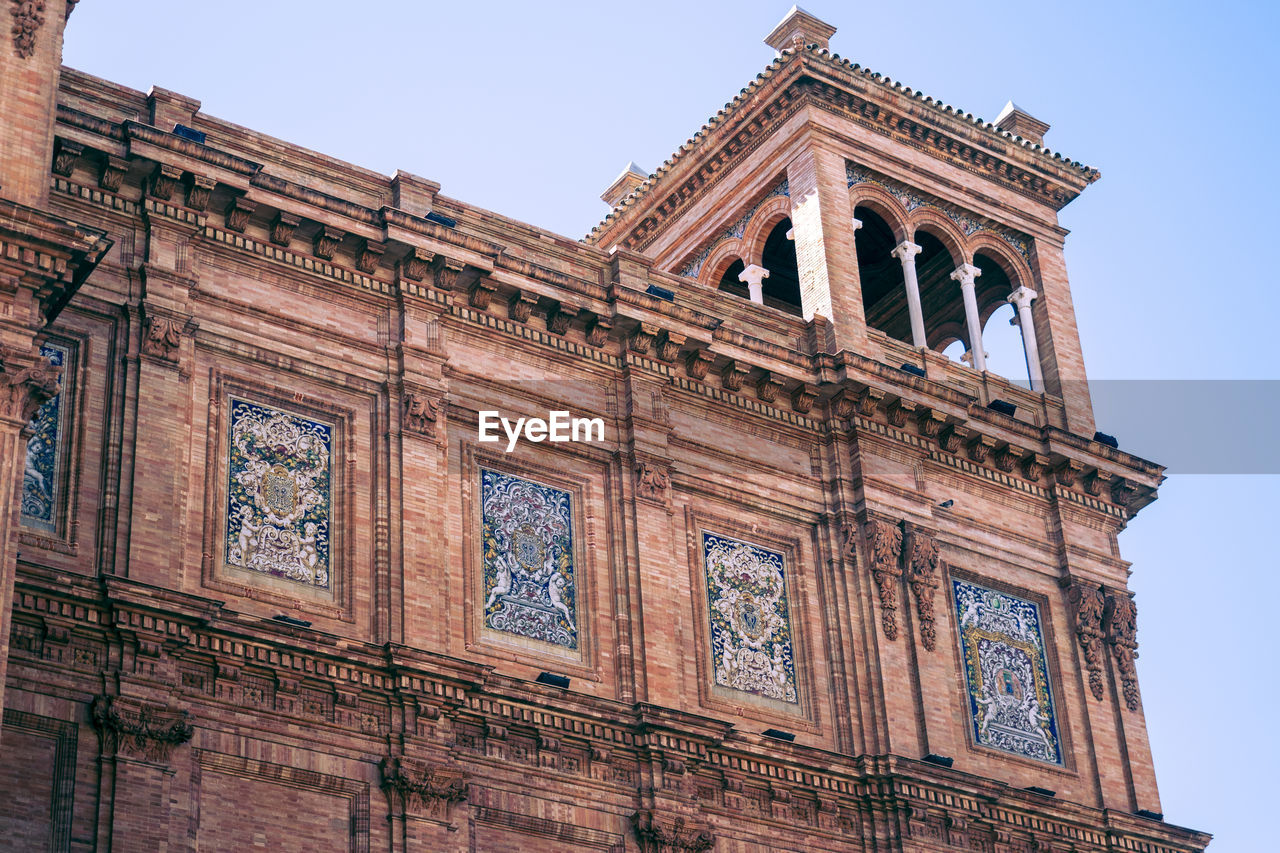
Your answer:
[0,7,1209,852]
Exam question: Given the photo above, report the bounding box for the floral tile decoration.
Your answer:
[225,398,332,588]
[702,531,798,704]
[953,578,1062,764]
[21,343,67,533]
[480,468,578,649]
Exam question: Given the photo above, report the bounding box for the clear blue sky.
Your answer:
[63,2,1278,847]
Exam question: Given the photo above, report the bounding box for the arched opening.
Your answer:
[915,230,966,352]
[760,219,801,315]
[717,258,747,299]
[940,338,967,364]
[974,251,1028,385]
[854,206,907,341]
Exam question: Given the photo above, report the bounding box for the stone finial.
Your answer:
[764,6,836,55]
[601,162,648,206]
[995,101,1051,145]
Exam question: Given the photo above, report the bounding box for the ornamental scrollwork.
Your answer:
[141,315,183,362]
[402,391,439,439]
[1103,592,1141,711]
[635,461,670,503]
[90,696,194,762]
[905,528,941,651]
[1067,581,1106,701]
[866,518,904,640]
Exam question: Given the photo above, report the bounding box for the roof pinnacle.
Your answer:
[763,6,836,55]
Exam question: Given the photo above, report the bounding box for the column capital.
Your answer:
[1007,285,1038,309]
[950,263,982,287]
[891,241,922,262]
[738,264,770,287]
[851,217,863,232]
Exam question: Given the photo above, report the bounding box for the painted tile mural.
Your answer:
[21,343,68,533]
[225,398,332,588]
[481,469,578,649]
[702,531,798,704]
[954,579,1062,764]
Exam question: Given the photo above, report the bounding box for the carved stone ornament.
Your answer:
[270,211,300,247]
[856,386,884,417]
[916,408,945,438]
[468,279,497,310]
[186,174,216,211]
[755,373,782,403]
[99,155,128,192]
[832,389,857,419]
[938,423,966,454]
[141,315,183,362]
[1067,581,1106,701]
[635,461,670,503]
[1054,459,1083,487]
[720,361,747,392]
[508,291,537,323]
[1083,469,1111,497]
[1103,592,1141,711]
[52,138,82,177]
[379,756,467,820]
[994,444,1019,473]
[224,197,256,233]
[313,226,344,261]
[10,0,44,58]
[905,528,941,651]
[356,239,385,274]
[887,398,915,428]
[1022,452,1050,482]
[547,303,578,336]
[791,384,818,414]
[150,163,182,201]
[656,330,685,363]
[866,518,904,640]
[398,247,434,282]
[685,349,714,381]
[403,392,439,438]
[631,810,716,853]
[967,434,996,464]
[630,322,658,355]
[90,696,194,762]
[584,316,611,347]
[0,343,61,422]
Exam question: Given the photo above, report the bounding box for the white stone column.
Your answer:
[950,263,986,372]
[739,264,769,305]
[890,241,926,347]
[1008,285,1044,391]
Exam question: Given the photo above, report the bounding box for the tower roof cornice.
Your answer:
[587,45,1100,249]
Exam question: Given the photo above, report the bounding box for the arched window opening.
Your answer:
[854,206,907,341]
[914,230,966,352]
[717,258,747,299]
[940,338,967,364]
[974,252,1029,385]
[760,219,801,315]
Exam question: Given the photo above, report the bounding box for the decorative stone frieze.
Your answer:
[866,518,904,640]
[1104,592,1141,710]
[140,314,183,362]
[379,756,467,820]
[90,696,194,762]
[1067,581,1106,701]
[905,527,941,651]
[632,810,716,853]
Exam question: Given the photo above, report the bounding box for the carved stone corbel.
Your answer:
[916,408,946,438]
[720,361,747,392]
[855,386,885,417]
[629,322,658,355]
[656,330,685,363]
[141,314,183,362]
[635,461,671,504]
[685,349,714,380]
[905,527,941,651]
[1083,469,1112,497]
[1021,452,1050,482]
[224,196,256,233]
[0,343,61,423]
[546,302,579,336]
[887,398,916,428]
[584,315,612,347]
[379,756,467,824]
[866,518,904,640]
[99,155,129,192]
[52,138,82,177]
[1054,459,1083,487]
[90,696,194,762]
[1067,581,1106,701]
[967,434,997,464]
[270,211,300,247]
[468,277,498,309]
[938,423,967,454]
[790,384,818,414]
[186,174,216,211]
[398,247,434,282]
[402,390,440,440]
[355,239,385,274]
[151,163,183,201]
[507,290,537,322]
[755,372,782,403]
[631,810,715,853]
[993,443,1020,473]
[313,226,344,261]
[1103,591,1141,710]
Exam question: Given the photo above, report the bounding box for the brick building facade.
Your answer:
[0,4,1211,851]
